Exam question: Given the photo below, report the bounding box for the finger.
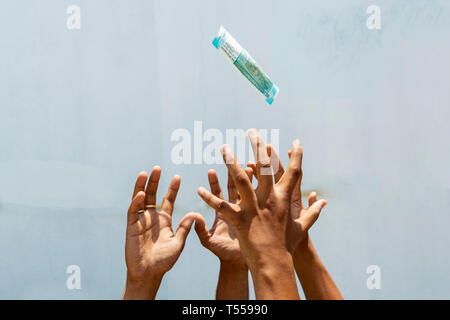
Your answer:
[221,145,257,209]
[193,213,211,245]
[174,212,197,244]
[197,187,239,221]
[267,144,284,183]
[160,175,181,216]
[301,199,327,231]
[127,191,145,224]
[145,166,161,206]
[208,169,224,199]
[227,170,238,203]
[308,192,317,207]
[132,171,148,200]
[244,167,253,183]
[246,162,257,179]
[278,140,303,195]
[248,129,273,203]
[233,167,254,202]
[288,149,302,202]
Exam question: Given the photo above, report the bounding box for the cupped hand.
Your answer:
[194,169,252,265]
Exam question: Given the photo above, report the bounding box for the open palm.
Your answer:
[125,167,197,280]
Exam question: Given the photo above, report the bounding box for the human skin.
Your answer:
[197,129,303,300]
[194,169,253,300]
[122,166,198,300]
[248,144,343,300]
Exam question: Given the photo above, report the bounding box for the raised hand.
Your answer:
[197,129,302,300]
[249,144,342,300]
[194,169,252,265]
[123,166,197,299]
[247,145,327,254]
[194,169,253,300]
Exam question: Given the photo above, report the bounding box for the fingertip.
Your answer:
[137,171,148,183]
[247,128,258,136]
[207,170,218,181]
[220,144,229,153]
[135,190,146,199]
[197,187,207,196]
[292,139,302,148]
[171,175,181,185]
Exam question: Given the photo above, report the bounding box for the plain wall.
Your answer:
[0,0,449,299]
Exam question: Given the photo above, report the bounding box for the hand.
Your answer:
[252,148,341,300]
[247,145,327,254]
[123,166,197,299]
[197,129,302,299]
[194,169,252,265]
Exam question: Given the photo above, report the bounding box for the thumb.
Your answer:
[301,199,327,231]
[174,212,198,244]
[193,213,211,245]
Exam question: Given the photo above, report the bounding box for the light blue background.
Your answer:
[1,0,449,299]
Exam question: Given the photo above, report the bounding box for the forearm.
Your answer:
[216,261,249,300]
[122,272,163,300]
[249,250,300,300]
[293,238,343,300]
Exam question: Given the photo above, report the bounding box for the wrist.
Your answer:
[122,272,164,300]
[293,237,327,276]
[217,259,249,300]
[294,236,314,256]
[245,246,291,271]
[219,259,248,271]
[293,237,319,264]
[248,250,299,300]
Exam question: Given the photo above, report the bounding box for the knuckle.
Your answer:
[291,166,302,178]
[259,159,271,168]
[218,201,228,210]
[235,174,247,185]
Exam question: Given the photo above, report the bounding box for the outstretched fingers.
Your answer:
[248,129,273,203]
[127,191,145,224]
[308,192,317,207]
[227,170,239,203]
[288,149,302,203]
[208,169,224,199]
[132,171,148,200]
[193,213,211,246]
[197,186,240,221]
[160,175,181,216]
[267,144,284,183]
[174,212,198,244]
[145,166,161,206]
[278,140,303,196]
[300,194,327,231]
[221,144,257,210]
